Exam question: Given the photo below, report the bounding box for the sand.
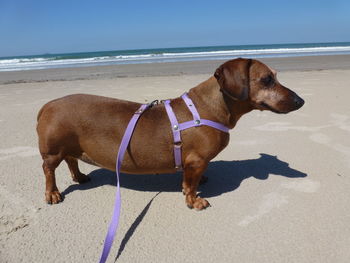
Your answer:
[0,55,349,263]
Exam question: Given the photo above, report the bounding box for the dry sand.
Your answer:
[0,56,349,262]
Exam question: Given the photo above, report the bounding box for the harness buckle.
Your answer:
[148,100,159,108]
[174,141,182,148]
[135,99,159,114]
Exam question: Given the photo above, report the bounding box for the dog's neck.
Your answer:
[189,76,253,129]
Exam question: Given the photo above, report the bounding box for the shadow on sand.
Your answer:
[61,153,307,261]
[62,153,307,198]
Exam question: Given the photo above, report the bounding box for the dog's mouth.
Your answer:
[259,102,285,114]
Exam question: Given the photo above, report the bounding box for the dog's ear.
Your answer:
[214,58,252,101]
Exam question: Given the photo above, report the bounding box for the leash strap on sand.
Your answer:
[99,103,150,263]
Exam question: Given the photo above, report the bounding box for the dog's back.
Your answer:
[36,94,178,173]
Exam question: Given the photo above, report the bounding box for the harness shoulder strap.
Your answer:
[181,93,201,124]
[181,93,230,132]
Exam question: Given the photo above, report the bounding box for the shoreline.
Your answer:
[1,54,350,85]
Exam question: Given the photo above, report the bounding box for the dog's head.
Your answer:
[214,58,304,113]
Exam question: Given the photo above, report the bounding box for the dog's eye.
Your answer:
[261,75,274,87]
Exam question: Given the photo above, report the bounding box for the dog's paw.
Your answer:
[45,191,63,204]
[73,173,91,184]
[187,197,210,211]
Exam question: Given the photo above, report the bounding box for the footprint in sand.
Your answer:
[330,113,350,132]
[253,122,329,132]
[309,133,350,156]
[0,186,39,236]
[234,140,266,146]
[238,113,348,226]
[0,146,39,161]
[253,113,350,133]
[238,192,288,226]
[280,179,320,193]
[238,179,320,226]
[309,133,332,144]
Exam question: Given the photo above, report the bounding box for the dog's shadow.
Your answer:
[61,153,307,198]
[61,153,307,261]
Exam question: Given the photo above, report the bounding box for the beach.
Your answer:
[0,55,349,262]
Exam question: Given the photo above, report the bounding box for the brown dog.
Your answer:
[37,58,304,210]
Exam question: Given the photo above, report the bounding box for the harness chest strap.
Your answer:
[164,93,230,170]
[163,100,182,169]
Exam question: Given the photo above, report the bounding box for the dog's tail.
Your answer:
[37,106,45,122]
[37,98,60,122]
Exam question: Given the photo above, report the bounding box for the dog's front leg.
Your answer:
[182,154,210,210]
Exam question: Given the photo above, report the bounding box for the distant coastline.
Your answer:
[1,42,350,72]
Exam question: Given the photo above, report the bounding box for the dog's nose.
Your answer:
[294,95,304,109]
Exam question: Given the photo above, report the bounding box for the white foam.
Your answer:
[2,45,350,72]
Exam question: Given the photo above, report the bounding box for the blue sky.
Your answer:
[0,0,349,57]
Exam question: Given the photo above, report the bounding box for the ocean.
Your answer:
[1,42,350,72]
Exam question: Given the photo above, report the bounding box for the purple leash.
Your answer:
[99,103,150,263]
[98,94,229,262]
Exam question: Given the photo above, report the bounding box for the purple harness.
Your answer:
[164,93,230,170]
[99,93,229,263]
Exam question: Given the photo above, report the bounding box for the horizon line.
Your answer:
[1,40,350,59]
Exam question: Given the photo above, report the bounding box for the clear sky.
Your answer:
[1,0,349,57]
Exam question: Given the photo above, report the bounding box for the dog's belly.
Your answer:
[78,153,103,167]
[78,150,176,175]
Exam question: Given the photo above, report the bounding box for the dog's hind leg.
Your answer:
[182,154,210,210]
[65,156,90,184]
[42,153,63,204]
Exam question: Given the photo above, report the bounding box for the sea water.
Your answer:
[1,42,350,72]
